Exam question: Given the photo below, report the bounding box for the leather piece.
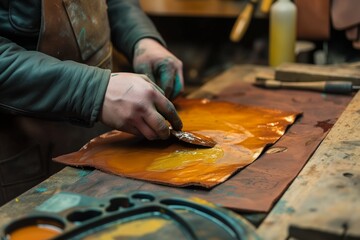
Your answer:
[37,0,81,61]
[54,98,299,188]
[37,0,112,68]
[63,0,109,61]
[59,82,351,212]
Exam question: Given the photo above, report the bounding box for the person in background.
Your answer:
[0,0,184,204]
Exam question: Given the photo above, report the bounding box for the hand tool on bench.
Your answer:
[254,63,360,94]
[254,78,360,94]
[230,0,258,42]
[274,63,360,85]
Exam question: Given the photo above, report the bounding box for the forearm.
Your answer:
[107,0,166,61]
[0,37,111,126]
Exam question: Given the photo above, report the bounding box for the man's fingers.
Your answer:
[122,125,142,137]
[160,69,175,98]
[171,72,184,99]
[134,118,160,140]
[142,113,170,140]
[139,74,165,95]
[154,95,183,131]
[134,63,155,82]
[156,59,176,98]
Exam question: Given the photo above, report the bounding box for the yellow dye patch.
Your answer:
[147,146,224,172]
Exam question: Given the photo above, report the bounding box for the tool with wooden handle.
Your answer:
[260,0,274,13]
[275,63,360,85]
[254,79,360,94]
[230,0,258,42]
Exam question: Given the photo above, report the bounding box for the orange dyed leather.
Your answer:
[54,99,299,188]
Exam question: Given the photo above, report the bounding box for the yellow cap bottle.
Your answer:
[269,0,297,67]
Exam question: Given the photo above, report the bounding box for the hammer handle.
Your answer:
[230,0,256,42]
[257,80,354,94]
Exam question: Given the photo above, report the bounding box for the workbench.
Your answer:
[0,65,359,239]
[140,0,247,18]
[139,0,269,18]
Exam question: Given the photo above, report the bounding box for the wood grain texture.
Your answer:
[140,0,245,17]
[0,167,89,226]
[257,92,360,239]
[275,63,360,85]
[139,0,268,18]
[187,65,273,99]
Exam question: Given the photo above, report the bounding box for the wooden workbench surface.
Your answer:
[140,0,245,18]
[139,0,268,18]
[0,65,359,239]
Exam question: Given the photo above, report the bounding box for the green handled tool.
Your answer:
[254,79,360,95]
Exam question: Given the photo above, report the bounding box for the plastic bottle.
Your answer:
[269,0,297,67]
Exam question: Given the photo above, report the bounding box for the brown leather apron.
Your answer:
[38,0,112,69]
[0,0,113,205]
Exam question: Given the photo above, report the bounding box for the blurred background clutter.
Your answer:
[114,0,360,94]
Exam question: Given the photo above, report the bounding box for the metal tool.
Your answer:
[170,127,217,148]
[254,79,360,94]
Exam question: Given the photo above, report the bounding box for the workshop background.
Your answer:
[123,0,360,94]
[1,1,359,239]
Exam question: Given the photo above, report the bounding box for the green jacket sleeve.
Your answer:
[107,0,166,61]
[0,37,111,127]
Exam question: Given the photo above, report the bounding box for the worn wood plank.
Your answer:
[1,64,358,239]
[0,167,90,226]
[140,0,267,18]
[275,63,360,85]
[257,91,360,239]
[140,0,245,17]
[187,64,273,99]
[140,0,244,17]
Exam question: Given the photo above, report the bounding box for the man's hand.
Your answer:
[133,38,184,99]
[100,73,183,140]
